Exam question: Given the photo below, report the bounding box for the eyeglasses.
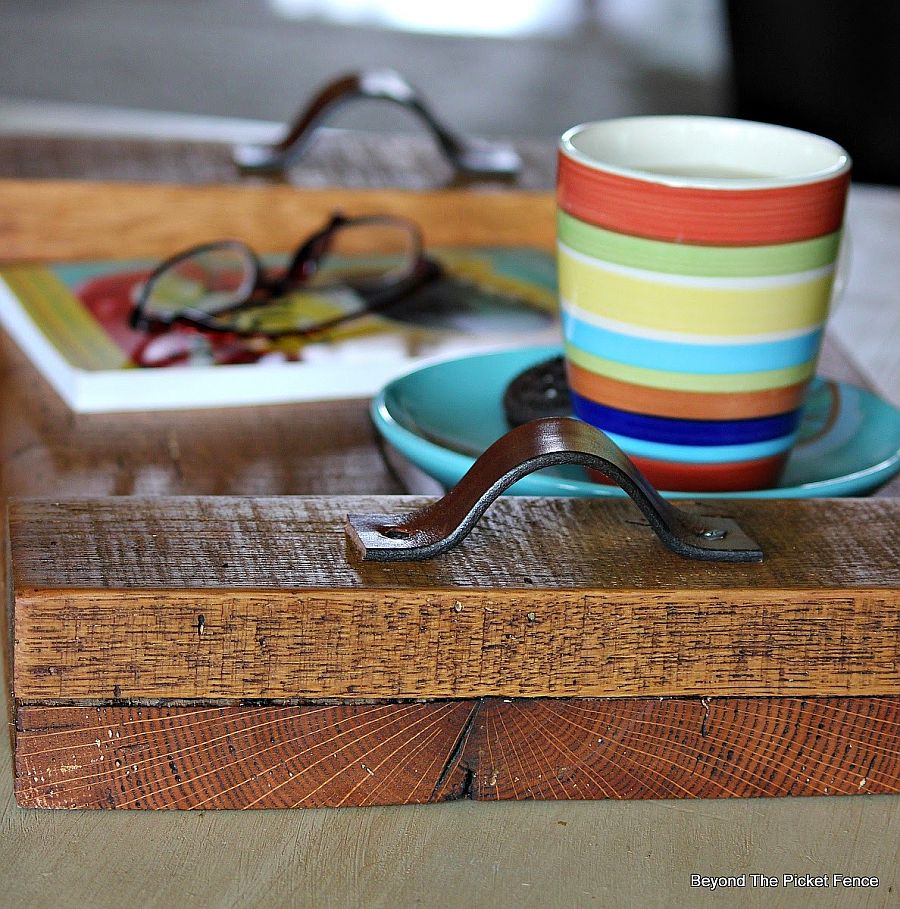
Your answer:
[129,213,442,340]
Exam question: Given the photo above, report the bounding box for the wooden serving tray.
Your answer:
[9,495,899,808]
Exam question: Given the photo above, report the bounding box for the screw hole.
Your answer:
[698,528,727,541]
[382,527,410,540]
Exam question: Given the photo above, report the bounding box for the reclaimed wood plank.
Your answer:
[0,334,404,503]
[10,496,900,701]
[12,496,900,591]
[13,586,900,701]
[15,697,898,809]
[0,180,556,263]
[0,133,557,190]
[466,697,900,802]
[15,701,473,810]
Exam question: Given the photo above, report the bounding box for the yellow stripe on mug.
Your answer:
[558,243,834,336]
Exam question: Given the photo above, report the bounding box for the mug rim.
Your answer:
[560,116,851,190]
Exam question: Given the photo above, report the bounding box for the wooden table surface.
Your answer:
[1,131,898,909]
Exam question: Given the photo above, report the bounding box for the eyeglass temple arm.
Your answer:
[232,69,522,180]
[276,213,428,290]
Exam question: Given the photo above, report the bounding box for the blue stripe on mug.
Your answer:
[561,310,822,374]
[569,391,801,445]
[572,402,799,463]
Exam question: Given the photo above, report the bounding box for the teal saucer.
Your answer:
[372,345,900,498]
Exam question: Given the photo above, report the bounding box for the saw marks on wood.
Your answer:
[10,496,900,701]
[10,496,900,591]
[15,697,899,809]
[13,587,900,701]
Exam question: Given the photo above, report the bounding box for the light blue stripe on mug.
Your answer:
[561,310,822,374]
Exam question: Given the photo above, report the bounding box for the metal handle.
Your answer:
[233,68,522,180]
[346,417,763,563]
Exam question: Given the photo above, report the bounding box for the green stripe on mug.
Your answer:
[564,343,816,392]
[558,210,842,277]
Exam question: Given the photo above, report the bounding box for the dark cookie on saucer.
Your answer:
[502,355,571,427]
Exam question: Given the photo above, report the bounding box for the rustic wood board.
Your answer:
[10,496,900,701]
[15,696,898,809]
[0,133,558,190]
[0,179,556,263]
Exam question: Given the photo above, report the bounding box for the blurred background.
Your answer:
[0,0,897,183]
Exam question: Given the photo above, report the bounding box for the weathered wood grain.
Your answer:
[465,697,900,802]
[10,496,900,701]
[0,133,558,190]
[0,336,405,504]
[0,180,556,263]
[15,697,898,809]
[15,701,474,810]
[13,586,900,701]
[12,496,900,591]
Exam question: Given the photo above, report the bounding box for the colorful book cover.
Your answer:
[0,249,559,412]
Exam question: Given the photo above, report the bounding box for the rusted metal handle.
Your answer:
[346,417,763,563]
[233,68,522,180]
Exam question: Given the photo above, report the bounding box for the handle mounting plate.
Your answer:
[347,417,763,563]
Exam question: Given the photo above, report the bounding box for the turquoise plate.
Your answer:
[372,345,900,498]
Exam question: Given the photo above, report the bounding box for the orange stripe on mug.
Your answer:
[557,153,849,246]
[566,362,809,420]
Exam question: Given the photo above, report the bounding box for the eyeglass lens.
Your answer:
[140,220,420,337]
[142,245,256,322]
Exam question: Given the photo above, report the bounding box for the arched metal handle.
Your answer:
[233,68,522,180]
[346,417,763,563]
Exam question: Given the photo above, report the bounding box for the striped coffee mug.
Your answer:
[557,116,851,491]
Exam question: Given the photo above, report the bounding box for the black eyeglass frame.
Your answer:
[129,213,443,339]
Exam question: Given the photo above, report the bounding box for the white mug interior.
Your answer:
[560,116,851,189]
